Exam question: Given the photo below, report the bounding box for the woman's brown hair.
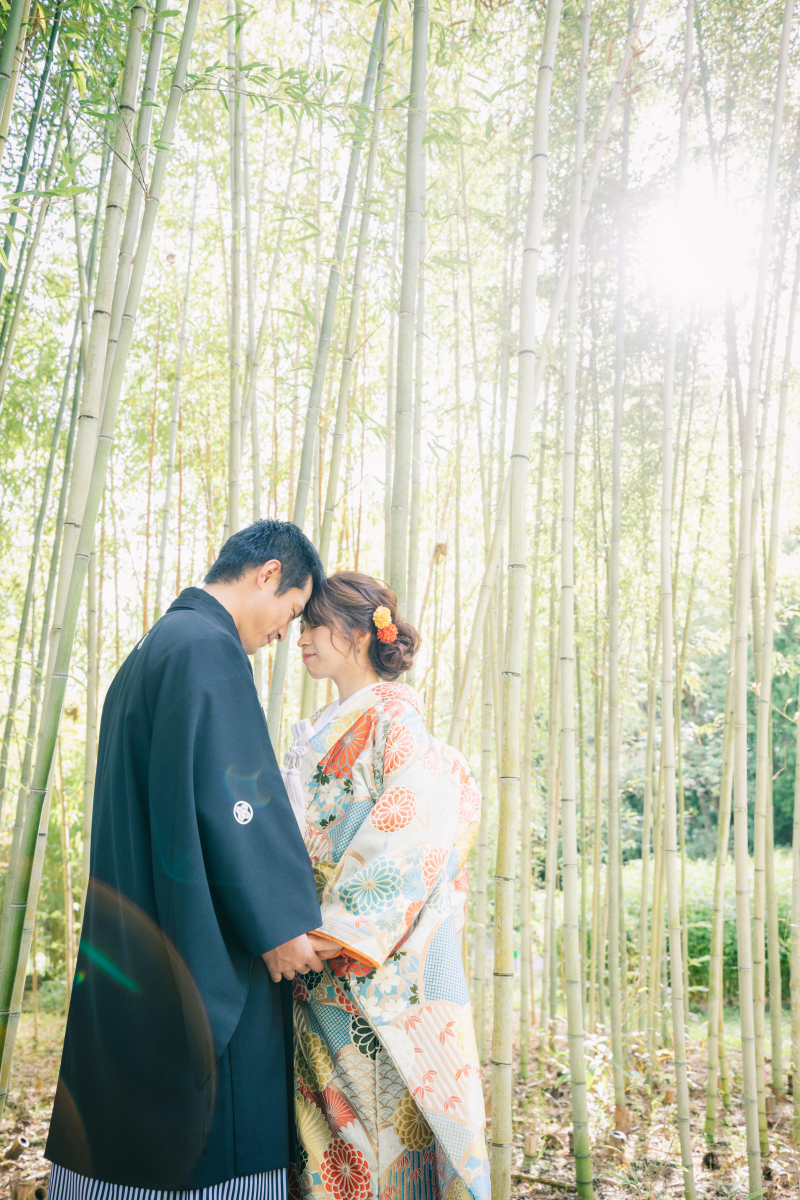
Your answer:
[302,571,420,681]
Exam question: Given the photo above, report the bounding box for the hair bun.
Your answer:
[302,571,420,681]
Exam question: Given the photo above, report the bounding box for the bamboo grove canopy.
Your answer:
[1,0,800,1197]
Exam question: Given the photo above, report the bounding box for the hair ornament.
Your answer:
[373,605,398,643]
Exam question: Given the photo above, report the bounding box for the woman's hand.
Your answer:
[309,933,343,960]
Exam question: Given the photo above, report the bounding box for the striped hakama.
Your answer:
[48,1165,288,1200]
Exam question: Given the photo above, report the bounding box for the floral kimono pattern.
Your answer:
[291,682,489,1200]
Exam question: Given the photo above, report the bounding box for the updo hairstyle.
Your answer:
[302,571,420,681]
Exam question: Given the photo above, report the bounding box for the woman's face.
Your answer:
[297,621,363,680]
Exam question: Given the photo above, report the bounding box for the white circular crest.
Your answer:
[233,801,254,825]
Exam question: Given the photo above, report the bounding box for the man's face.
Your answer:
[242,562,313,655]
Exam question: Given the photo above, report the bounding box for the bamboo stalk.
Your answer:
[319,12,389,568]
[638,619,659,1035]
[520,406,548,1078]
[761,236,799,1098]
[81,542,98,917]
[558,1,593,1184]
[154,147,200,622]
[0,4,61,342]
[659,10,696,1195]
[406,138,426,652]
[388,0,428,613]
[0,0,201,1108]
[0,76,71,402]
[491,0,563,1193]
[473,643,491,1063]
[227,0,243,538]
[792,672,800,1142]
[606,0,626,1112]
[733,0,794,1187]
[99,0,169,418]
[0,0,28,149]
[267,2,386,743]
[704,634,734,1142]
[384,187,399,582]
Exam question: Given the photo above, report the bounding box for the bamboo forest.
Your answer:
[3,0,800,1195]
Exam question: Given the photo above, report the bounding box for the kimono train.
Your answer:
[289,681,489,1200]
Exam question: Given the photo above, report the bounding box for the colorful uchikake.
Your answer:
[372,605,398,643]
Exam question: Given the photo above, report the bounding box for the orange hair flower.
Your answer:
[373,605,398,642]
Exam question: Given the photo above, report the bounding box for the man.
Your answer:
[46,520,325,1200]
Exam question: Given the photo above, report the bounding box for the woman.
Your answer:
[287,572,488,1200]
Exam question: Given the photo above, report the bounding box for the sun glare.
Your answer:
[638,176,759,307]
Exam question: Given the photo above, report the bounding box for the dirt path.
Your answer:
[1,1012,799,1198]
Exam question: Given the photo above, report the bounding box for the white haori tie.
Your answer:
[280,718,314,836]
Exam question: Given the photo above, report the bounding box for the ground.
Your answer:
[0,1011,798,1198]
[0,1015,63,1200]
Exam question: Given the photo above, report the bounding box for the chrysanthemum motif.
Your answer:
[377,623,398,643]
[320,1139,372,1200]
[339,857,403,914]
[371,785,416,832]
[454,865,470,894]
[383,724,415,773]
[374,681,423,714]
[420,746,443,778]
[320,710,377,778]
[302,1030,334,1089]
[422,846,448,889]
[459,781,481,824]
[295,1044,317,1090]
[351,1013,380,1060]
[393,1092,435,1150]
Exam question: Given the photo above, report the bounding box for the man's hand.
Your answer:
[263,934,324,983]
[309,933,343,960]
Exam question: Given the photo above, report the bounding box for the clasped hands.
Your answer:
[262,932,343,983]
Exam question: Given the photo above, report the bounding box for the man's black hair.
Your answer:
[204,519,324,593]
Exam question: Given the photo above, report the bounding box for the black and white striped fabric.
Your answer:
[47,1164,288,1200]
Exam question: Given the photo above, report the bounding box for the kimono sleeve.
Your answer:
[149,643,322,960]
[315,705,476,970]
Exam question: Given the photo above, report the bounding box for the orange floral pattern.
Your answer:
[319,710,377,778]
[454,866,470,894]
[371,785,416,832]
[459,781,481,823]
[420,746,442,778]
[320,1140,371,1200]
[384,724,415,773]
[296,680,488,1200]
[422,846,448,888]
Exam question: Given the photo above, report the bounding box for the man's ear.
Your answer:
[256,559,282,590]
